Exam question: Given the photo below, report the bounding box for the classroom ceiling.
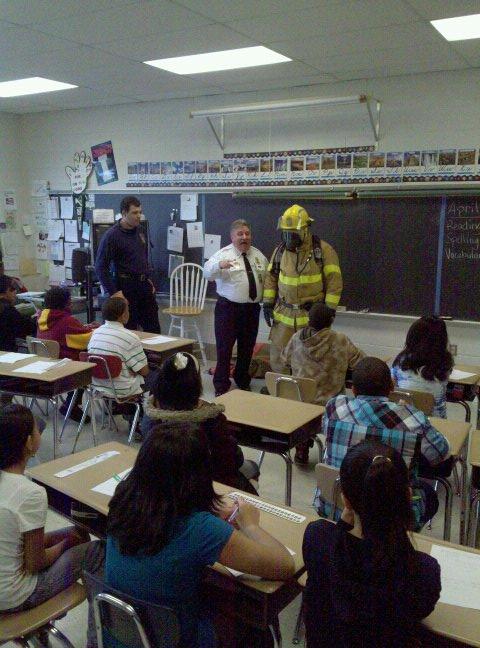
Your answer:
[0,0,479,114]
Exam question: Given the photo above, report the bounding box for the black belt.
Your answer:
[118,273,148,281]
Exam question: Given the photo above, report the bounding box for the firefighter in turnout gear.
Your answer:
[263,204,343,463]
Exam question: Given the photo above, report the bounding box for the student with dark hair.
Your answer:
[105,424,294,648]
[0,275,36,352]
[303,440,441,648]
[392,315,454,418]
[141,352,259,493]
[0,404,104,646]
[88,296,149,398]
[37,286,98,421]
[94,195,160,333]
[317,357,450,530]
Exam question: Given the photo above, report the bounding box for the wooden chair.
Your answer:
[265,371,324,462]
[390,389,434,415]
[83,569,180,648]
[162,263,207,364]
[0,582,86,647]
[73,353,142,451]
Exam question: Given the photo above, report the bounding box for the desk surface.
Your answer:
[0,352,94,383]
[27,442,317,595]
[429,417,471,457]
[135,330,195,353]
[297,531,480,647]
[470,433,480,468]
[214,390,324,434]
[451,364,480,386]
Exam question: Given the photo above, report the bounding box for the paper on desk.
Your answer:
[430,545,480,609]
[224,547,296,580]
[55,450,121,478]
[12,359,68,374]
[142,335,177,344]
[91,468,132,496]
[0,353,36,364]
[450,369,477,381]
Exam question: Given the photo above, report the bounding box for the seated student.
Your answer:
[392,315,453,418]
[317,357,450,531]
[105,424,294,648]
[87,296,149,399]
[141,351,259,493]
[282,302,365,405]
[0,258,28,294]
[37,286,98,421]
[0,275,36,352]
[303,440,441,648]
[0,404,104,647]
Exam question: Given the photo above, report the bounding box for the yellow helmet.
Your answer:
[277,204,313,230]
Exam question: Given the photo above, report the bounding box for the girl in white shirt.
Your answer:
[392,316,453,418]
[0,404,104,645]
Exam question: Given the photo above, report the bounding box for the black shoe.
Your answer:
[60,404,90,424]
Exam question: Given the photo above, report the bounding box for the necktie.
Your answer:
[242,252,257,301]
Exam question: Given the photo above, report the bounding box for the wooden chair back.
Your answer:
[168,263,207,315]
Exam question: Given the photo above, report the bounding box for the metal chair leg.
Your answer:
[59,389,79,442]
[127,403,142,445]
[292,598,304,644]
[44,621,75,648]
[72,397,90,453]
[436,477,453,542]
[269,616,282,648]
[257,450,266,468]
[281,451,293,506]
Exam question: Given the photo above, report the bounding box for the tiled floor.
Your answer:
[6,362,474,647]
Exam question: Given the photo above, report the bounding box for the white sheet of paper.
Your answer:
[60,196,74,219]
[4,190,17,212]
[180,193,198,221]
[22,224,33,236]
[54,451,121,478]
[49,241,64,261]
[48,220,64,241]
[92,209,114,224]
[204,234,221,259]
[141,335,177,344]
[49,263,66,284]
[12,360,61,374]
[187,221,204,248]
[64,220,78,243]
[64,242,77,265]
[66,267,72,280]
[3,254,19,270]
[47,197,59,220]
[82,220,90,241]
[430,545,480,609]
[167,225,183,253]
[91,468,132,496]
[0,353,36,364]
[450,369,477,381]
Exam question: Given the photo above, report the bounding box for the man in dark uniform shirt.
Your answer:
[95,196,160,333]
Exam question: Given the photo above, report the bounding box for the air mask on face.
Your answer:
[282,230,303,251]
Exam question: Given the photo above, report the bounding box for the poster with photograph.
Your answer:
[91,140,118,185]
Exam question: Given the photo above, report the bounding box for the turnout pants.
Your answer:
[213,297,260,395]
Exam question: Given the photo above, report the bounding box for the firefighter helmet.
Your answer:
[277,204,313,230]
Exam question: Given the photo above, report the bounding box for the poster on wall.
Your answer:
[91,140,118,185]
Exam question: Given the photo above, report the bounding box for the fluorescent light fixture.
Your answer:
[0,77,77,98]
[144,46,291,75]
[431,13,480,41]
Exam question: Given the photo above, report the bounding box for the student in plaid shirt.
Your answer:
[316,357,450,530]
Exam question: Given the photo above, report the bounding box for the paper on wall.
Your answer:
[168,254,184,277]
[47,197,59,220]
[60,196,74,219]
[187,221,204,248]
[2,232,18,250]
[49,263,66,284]
[167,225,183,253]
[22,224,33,236]
[65,267,72,280]
[49,241,64,262]
[64,220,78,243]
[180,193,198,221]
[82,220,90,241]
[36,233,48,259]
[48,220,64,241]
[3,254,19,270]
[64,242,77,265]
[92,209,114,224]
[4,191,16,212]
[430,545,480,609]
[204,234,221,259]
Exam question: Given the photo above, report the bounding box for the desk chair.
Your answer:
[73,353,142,452]
[83,570,180,648]
[292,463,341,645]
[390,389,434,415]
[0,582,85,647]
[163,263,208,364]
[25,336,61,416]
[265,371,324,463]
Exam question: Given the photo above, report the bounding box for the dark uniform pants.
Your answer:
[118,277,161,333]
[214,296,260,394]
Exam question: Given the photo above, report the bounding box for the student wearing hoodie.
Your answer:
[141,352,259,494]
[37,287,98,421]
[282,302,365,406]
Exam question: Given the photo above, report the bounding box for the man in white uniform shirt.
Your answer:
[204,219,268,396]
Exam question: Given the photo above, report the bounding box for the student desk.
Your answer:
[467,433,480,548]
[27,442,317,644]
[0,352,94,458]
[447,364,480,425]
[430,417,471,545]
[135,330,194,364]
[214,390,324,506]
[296,533,480,647]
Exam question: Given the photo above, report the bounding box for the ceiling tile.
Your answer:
[175,0,320,22]
[219,73,336,93]
[0,0,138,25]
[0,22,73,62]
[31,0,213,46]
[184,61,322,87]
[450,40,480,66]
[408,1,480,20]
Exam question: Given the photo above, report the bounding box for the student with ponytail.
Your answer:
[303,440,441,647]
